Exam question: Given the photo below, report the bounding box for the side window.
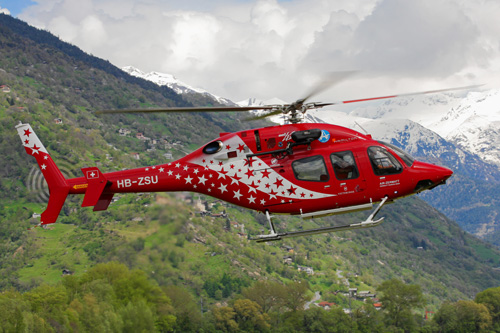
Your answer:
[368,146,403,176]
[292,155,329,182]
[331,151,359,180]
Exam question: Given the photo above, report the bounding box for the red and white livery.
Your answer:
[17,120,452,241]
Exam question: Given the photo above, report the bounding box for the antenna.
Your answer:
[354,121,369,135]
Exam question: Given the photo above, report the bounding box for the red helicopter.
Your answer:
[17,82,465,242]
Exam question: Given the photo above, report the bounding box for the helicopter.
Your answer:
[16,80,468,242]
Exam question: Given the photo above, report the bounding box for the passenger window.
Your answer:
[331,151,359,180]
[292,156,329,182]
[368,146,403,176]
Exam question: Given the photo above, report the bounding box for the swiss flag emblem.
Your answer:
[86,170,99,179]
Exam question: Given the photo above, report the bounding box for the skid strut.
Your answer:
[250,197,389,243]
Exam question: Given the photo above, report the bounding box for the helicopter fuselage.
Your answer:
[67,122,453,217]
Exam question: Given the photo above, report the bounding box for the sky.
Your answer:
[1,0,499,103]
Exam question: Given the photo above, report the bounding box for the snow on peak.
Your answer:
[236,97,287,107]
[122,66,234,105]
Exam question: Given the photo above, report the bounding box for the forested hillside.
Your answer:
[1,14,500,332]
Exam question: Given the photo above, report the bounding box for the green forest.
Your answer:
[1,13,500,332]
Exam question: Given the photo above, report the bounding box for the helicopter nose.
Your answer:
[412,161,453,193]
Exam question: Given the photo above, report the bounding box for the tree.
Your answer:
[353,301,385,333]
[475,286,500,330]
[164,285,202,332]
[377,278,425,331]
[283,280,311,312]
[241,280,287,313]
[233,299,271,332]
[213,306,238,332]
[433,300,492,332]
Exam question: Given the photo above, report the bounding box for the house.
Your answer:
[32,213,41,219]
[373,302,382,310]
[318,301,336,310]
[281,245,294,253]
[131,152,140,160]
[298,265,314,275]
[356,291,376,300]
[163,153,173,160]
[62,269,74,276]
[283,256,293,265]
[119,128,131,136]
[136,133,151,141]
[54,118,63,124]
[1,85,10,93]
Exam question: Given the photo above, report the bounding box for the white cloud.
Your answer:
[1,7,11,15]
[17,0,500,102]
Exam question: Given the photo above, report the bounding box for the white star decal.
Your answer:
[145,168,149,171]
[32,149,39,155]
[208,188,212,192]
[167,170,173,176]
[260,199,266,205]
[185,175,193,184]
[159,167,164,173]
[175,163,181,168]
[175,174,181,180]
[43,155,49,160]
[183,165,189,171]
[248,186,257,194]
[231,178,239,185]
[41,164,47,170]
[193,168,199,174]
[233,190,242,200]
[248,195,256,204]
[193,185,197,189]
[152,166,156,169]
[198,175,207,185]
[218,184,227,194]
[218,172,226,180]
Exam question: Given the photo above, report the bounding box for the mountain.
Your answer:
[1,14,500,330]
[347,88,500,169]
[123,65,236,106]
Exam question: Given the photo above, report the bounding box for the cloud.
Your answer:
[18,0,500,102]
[0,7,11,15]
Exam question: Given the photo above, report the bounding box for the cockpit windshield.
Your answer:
[379,141,415,167]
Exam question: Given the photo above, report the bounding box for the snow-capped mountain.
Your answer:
[343,88,500,169]
[237,97,286,107]
[429,89,500,167]
[122,66,235,106]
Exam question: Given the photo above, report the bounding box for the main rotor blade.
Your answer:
[95,105,275,115]
[298,71,357,104]
[322,84,483,107]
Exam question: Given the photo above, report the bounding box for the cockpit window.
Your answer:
[292,155,329,182]
[368,146,403,176]
[379,141,415,167]
[331,151,359,180]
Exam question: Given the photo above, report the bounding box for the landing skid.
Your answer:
[250,197,389,243]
